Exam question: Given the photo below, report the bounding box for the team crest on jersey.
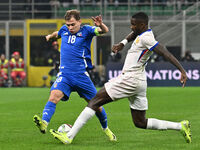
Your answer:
[77,32,82,36]
[64,32,68,35]
[135,37,139,43]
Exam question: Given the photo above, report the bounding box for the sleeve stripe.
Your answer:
[149,42,159,51]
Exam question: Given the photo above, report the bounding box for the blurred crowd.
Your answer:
[50,0,198,8]
[55,0,198,4]
[0,52,26,87]
[150,50,197,63]
[0,0,198,20]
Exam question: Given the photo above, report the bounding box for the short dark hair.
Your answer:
[132,12,149,25]
[64,9,80,21]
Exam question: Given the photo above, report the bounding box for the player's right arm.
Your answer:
[112,32,137,53]
[45,31,59,41]
[154,43,187,87]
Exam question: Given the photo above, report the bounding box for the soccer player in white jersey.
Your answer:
[50,12,191,144]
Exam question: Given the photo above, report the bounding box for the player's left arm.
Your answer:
[154,43,187,87]
[92,15,109,34]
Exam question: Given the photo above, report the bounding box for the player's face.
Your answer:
[65,17,81,34]
[130,18,144,35]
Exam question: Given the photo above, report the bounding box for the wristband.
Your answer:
[120,39,128,46]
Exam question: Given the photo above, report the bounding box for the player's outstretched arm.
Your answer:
[154,43,187,87]
[45,31,59,41]
[92,15,109,34]
[112,32,137,53]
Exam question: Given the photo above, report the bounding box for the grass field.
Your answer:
[0,87,199,150]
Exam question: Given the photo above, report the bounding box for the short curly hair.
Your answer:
[132,12,149,25]
[64,9,80,21]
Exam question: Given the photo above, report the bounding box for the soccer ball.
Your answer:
[58,124,72,133]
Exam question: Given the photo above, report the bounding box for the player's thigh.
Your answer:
[128,80,148,111]
[105,73,139,100]
[50,76,72,102]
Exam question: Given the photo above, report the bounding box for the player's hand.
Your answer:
[45,35,51,41]
[92,15,102,27]
[180,71,187,88]
[112,43,124,53]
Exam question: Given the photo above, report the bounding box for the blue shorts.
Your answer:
[50,72,97,101]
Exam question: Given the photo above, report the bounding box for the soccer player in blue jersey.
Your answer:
[33,9,116,142]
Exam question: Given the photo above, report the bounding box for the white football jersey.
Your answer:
[122,29,158,80]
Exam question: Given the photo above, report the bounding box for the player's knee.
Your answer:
[87,99,100,111]
[49,91,63,104]
[87,100,96,110]
[133,120,147,129]
[49,96,60,104]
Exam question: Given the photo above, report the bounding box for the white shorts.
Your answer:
[105,72,148,110]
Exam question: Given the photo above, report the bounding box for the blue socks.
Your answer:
[42,101,56,123]
[41,101,108,129]
[95,107,108,129]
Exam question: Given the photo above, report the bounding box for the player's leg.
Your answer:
[42,90,63,122]
[85,98,116,141]
[33,90,63,133]
[130,80,191,143]
[89,89,117,141]
[33,75,72,134]
[58,87,113,143]
[130,109,182,130]
[130,109,191,143]
[76,72,116,141]
[51,73,134,143]
[84,99,108,130]
[95,106,107,129]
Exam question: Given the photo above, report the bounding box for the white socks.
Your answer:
[67,107,96,139]
[67,109,182,140]
[147,118,182,130]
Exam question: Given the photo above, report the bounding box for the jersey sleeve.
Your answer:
[142,33,159,51]
[84,25,98,36]
[58,25,65,37]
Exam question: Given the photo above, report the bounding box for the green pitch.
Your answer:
[0,87,199,150]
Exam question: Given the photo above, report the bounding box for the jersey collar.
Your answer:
[139,29,152,36]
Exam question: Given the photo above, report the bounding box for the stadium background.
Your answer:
[0,1,200,150]
[0,0,199,87]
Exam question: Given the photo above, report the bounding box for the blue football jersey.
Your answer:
[58,25,97,74]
